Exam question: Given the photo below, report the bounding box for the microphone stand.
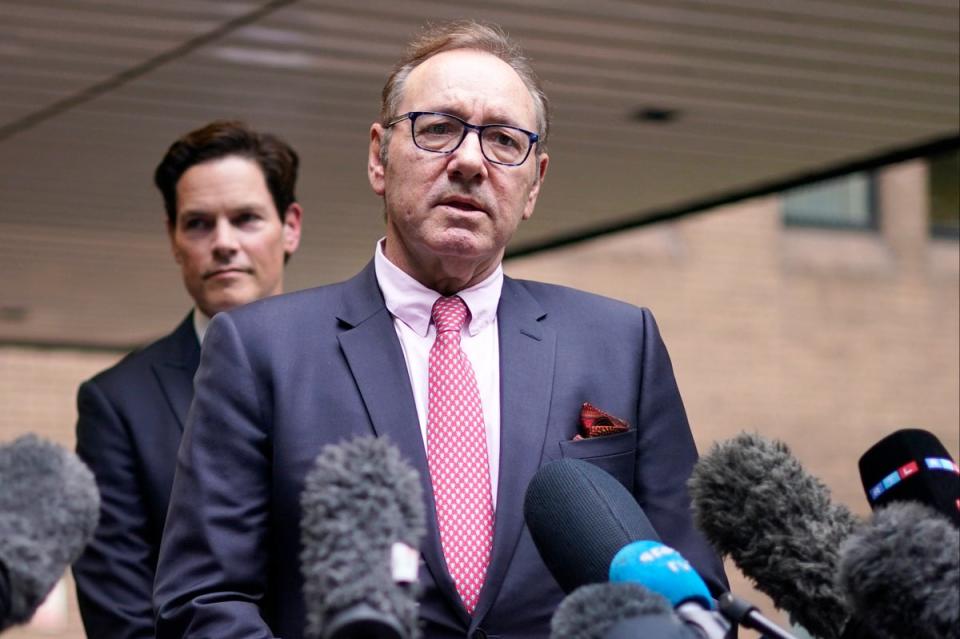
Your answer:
[717,593,798,639]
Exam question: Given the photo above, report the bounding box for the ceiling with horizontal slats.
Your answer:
[1,0,957,347]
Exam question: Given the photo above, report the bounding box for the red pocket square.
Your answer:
[574,402,631,440]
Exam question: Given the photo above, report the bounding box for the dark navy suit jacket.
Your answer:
[73,314,199,639]
[154,263,727,638]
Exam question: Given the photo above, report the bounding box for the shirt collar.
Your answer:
[374,239,503,337]
[192,307,212,345]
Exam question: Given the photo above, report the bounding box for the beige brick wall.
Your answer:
[1,348,121,639]
[506,158,959,631]
[0,348,121,446]
[1,158,956,637]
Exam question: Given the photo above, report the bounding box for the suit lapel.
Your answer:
[335,263,464,617]
[152,313,201,432]
[473,277,556,623]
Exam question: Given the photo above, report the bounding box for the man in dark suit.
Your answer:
[155,21,728,638]
[72,120,303,639]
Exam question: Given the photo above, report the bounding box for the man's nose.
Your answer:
[447,130,487,182]
[211,217,239,257]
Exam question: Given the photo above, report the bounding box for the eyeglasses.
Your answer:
[385,111,540,167]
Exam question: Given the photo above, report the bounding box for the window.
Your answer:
[928,149,959,238]
[782,171,876,229]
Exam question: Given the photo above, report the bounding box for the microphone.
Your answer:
[688,432,859,639]
[299,436,426,639]
[609,541,731,639]
[524,460,705,636]
[858,428,959,527]
[611,541,798,639]
[528,457,792,638]
[549,581,693,639]
[838,501,959,639]
[523,457,661,594]
[0,434,100,632]
[716,593,797,639]
[605,615,700,639]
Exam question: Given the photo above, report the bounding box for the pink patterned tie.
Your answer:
[426,295,494,614]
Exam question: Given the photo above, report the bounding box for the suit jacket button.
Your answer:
[471,630,488,639]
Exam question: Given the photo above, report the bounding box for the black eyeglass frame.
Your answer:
[385,111,540,167]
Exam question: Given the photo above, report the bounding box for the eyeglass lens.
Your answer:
[412,113,530,165]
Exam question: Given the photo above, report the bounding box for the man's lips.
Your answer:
[436,196,488,214]
[203,267,252,280]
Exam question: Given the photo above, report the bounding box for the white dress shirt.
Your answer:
[374,240,502,507]
[192,308,212,345]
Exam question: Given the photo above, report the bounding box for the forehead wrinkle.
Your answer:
[425,103,527,129]
[176,158,275,216]
[402,49,537,130]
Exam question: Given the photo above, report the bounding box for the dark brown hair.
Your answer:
[154,120,299,224]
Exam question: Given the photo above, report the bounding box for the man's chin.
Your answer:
[427,230,495,258]
[198,288,260,316]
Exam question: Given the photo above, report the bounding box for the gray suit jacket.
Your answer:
[154,262,727,638]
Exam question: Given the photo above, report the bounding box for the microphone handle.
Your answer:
[676,602,733,639]
[325,603,405,639]
[838,615,873,639]
[717,593,797,639]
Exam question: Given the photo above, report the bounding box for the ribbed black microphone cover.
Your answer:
[859,428,959,526]
[523,458,660,594]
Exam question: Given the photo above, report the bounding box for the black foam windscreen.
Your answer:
[0,434,100,632]
[300,436,425,639]
[838,501,959,639]
[523,458,660,594]
[689,432,858,639]
[605,615,697,639]
[549,582,681,639]
[859,428,959,526]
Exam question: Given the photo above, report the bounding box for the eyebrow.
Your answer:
[424,107,527,129]
[177,204,269,219]
[177,209,212,219]
[229,205,269,215]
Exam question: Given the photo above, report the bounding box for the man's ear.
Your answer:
[521,152,549,221]
[368,123,387,196]
[281,203,303,256]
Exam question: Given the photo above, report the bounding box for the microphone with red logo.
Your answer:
[858,428,959,527]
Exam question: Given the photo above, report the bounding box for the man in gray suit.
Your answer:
[73,120,302,639]
[155,21,726,638]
